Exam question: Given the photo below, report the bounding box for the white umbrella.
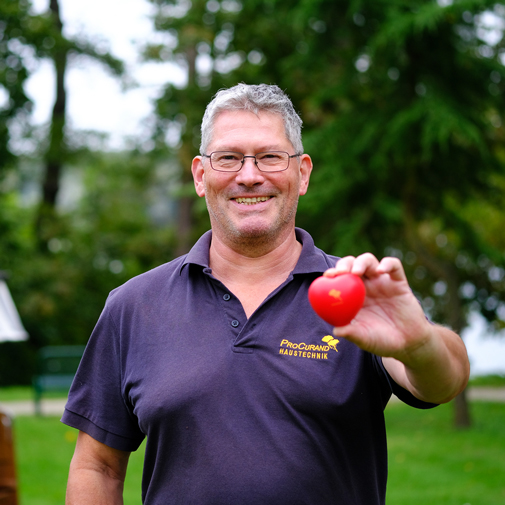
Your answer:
[0,274,28,342]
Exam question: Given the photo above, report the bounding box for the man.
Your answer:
[63,84,469,504]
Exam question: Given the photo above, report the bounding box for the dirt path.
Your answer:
[1,387,505,417]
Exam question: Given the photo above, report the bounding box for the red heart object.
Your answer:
[308,273,366,327]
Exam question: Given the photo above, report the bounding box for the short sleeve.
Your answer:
[61,300,145,451]
[372,354,438,410]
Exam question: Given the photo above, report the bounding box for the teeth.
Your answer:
[235,196,271,205]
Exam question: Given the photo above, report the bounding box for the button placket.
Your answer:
[219,290,243,332]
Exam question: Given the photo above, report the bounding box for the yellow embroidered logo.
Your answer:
[328,289,343,306]
[322,335,339,352]
[278,337,338,360]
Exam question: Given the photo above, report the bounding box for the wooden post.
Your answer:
[0,409,18,505]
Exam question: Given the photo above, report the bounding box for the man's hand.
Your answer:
[324,254,470,404]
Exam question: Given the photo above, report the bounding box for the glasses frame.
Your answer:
[201,151,302,173]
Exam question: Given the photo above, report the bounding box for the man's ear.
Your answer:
[192,156,206,197]
[298,154,313,196]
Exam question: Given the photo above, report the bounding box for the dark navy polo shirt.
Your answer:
[62,228,434,505]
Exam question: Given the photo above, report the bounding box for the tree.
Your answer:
[1,1,124,247]
[287,0,505,427]
[0,0,38,178]
[31,0,124,248]
[145,0,505,427]
[0,146,179,386]
[145,0,249,252]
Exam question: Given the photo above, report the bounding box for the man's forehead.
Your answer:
[209,109,291,149]
[213,108,282,125]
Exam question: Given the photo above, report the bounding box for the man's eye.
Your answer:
[259,153,281,160]
[216,153,241,161]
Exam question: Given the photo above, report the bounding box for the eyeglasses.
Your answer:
[201,151,301,172]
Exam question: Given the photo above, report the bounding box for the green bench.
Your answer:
[32,345,85,415]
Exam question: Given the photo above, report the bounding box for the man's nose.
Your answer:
[235,156,265,184]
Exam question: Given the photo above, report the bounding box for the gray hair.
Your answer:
[200,83,303,154]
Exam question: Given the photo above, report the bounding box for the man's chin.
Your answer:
[231,226,273,242]
[227,221,291,249]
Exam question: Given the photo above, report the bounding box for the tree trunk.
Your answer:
[35,0,67,247]
[453,387,472,428]
[175,44,198,256]
[403,203,472,428]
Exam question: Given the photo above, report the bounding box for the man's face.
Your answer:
[192,110,312,251]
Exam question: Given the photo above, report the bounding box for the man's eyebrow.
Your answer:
[210,145,286,152]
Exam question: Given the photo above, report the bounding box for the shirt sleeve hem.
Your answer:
[61,409,144,452]
[373,354,439,410]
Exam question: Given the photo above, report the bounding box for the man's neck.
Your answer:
[209,228,302,284]
[208,229,302,318]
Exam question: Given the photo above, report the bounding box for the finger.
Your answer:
[322,268,339,278]
[324,256,355,277]
[332,324,354,337]
[326,254,381,278]
[376,257,407,282]
[332,324,368,350]
[351,253,380,277]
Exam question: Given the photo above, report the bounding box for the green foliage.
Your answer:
[2,0,505,386]
[0,0,36,175]
[0,1,124,173]
[229,0,505,332]
[1,1,125,250]
[0,150,179,385]
[0,342,36,386]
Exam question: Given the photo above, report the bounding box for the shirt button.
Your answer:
[231,320,240,328]
[223,294,231,301]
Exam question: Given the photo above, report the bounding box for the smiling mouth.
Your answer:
[234,196,272,205]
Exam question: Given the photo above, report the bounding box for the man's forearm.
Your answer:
[66,467,125,505]
[65,432,130,505]
[383,324,470,404]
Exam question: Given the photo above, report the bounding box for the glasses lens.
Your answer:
[211,152,243,171]
[256,152,289,171]
[209,151,291,172]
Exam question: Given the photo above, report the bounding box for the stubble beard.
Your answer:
[205,192,299,257]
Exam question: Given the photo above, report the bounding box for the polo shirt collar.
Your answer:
[181,228,333,275]
[180,230,213,272]
[293,228,335,275]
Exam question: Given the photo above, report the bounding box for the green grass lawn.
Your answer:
[11,416,145,505]
[467,373,505,387]
[0,386,71,402]
[385,401,505,505]
[2,388,505,504]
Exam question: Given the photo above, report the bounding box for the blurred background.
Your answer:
[1,0,505,502]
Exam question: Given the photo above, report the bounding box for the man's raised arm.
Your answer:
[325,254,470,404]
